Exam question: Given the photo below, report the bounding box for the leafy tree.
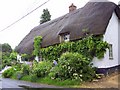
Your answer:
[1,43,12,69]
[40,9,51,24]
[1,43,12,53]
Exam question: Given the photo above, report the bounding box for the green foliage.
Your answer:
[32,61,52,77]
[41,35,109,61]
[40,8,51,24]
[1,43,13,69]
[95,41,109,59]
[13,71,23,80]
[33,36,42,57]
[2,57,12,68]
[30,74,38,82]
[1,43,12,53]
[21,64,30,75]
[20,75,31,81]
[0,66,1,71]
[13,63,21,71]
[49,52,96,81]
[10,51,17,60]
[21,53,30,61]
[2,35,109,86]
[37,77,80,86]
[2,67,14,78]
[3,64,22,79]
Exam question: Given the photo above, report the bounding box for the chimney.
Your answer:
[69,3,77,12]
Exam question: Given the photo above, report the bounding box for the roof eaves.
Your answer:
[115,6,120,19]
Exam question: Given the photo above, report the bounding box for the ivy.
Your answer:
[33,36,42,56]
[41,35,109,61]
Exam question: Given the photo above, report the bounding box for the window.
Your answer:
[109,44,113,59]
[59,34,70,43]
[64,34,70,42]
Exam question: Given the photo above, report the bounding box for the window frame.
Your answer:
[64,34,70,42]
[109,44,113,60]
[59,33,70,43]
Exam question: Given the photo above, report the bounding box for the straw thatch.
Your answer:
[16,1,120,54]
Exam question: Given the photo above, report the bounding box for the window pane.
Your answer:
[64,34,70,42]
[109,44,113,59]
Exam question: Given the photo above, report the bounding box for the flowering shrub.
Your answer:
[49,52,96,81]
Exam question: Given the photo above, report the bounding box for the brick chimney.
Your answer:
[69,3,77,12]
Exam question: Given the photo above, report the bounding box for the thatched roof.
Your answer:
[16,1,120,54]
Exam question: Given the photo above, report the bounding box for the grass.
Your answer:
[20,75,81,87]
[37,77,81,87]
[21,75,31,81]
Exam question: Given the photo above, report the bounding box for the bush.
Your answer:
[50,52,96,81]
[30,74,38,82]
[21,64,30,75]
[32,61,52,77]
[2,67,14,78]
[14,71,23,80]
[13,63,21,71]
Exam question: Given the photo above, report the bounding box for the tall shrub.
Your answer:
[49,52,96,81]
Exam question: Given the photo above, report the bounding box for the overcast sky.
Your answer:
[0,0,119,49]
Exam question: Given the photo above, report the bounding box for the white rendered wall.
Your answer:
[118,14,120,68]
[92,12,120,68]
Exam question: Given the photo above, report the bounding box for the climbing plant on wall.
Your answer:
[33,36,42,58]
[41,35,109,61]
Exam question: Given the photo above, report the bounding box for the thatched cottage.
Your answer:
[16,0,120,74]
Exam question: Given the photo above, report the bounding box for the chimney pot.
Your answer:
[69,3,77,12]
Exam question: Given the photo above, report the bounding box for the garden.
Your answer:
[2,35,109,87]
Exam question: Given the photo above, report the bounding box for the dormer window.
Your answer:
[64,34,70,42]
[59,33,70,43]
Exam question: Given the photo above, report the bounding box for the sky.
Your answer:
[0,0,119,49]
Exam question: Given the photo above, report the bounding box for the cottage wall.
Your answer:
[118,13,120,68]
[92,12,120,68]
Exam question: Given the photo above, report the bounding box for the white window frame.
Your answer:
[64,34,70,42]
[109,44,113,60]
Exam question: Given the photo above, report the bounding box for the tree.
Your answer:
[1,43,12,69]
[40,9,51,24]
[1,43,12,53]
